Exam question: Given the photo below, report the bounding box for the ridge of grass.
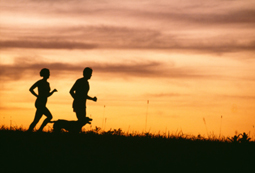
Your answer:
[1,125,253,143]
[1,125,254,172]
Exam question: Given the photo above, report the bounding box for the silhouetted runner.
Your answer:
[28,68,57,132]
[70,67,97,121]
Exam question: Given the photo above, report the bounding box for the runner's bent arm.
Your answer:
[48,89,57,97]
[70,82,77,99]
[29,81,39,97]
[87,95,97,102]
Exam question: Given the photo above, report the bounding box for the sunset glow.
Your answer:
[1,0,255,137]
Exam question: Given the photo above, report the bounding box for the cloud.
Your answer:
[0,58,161,81]
[1,25,255,54]
[6,0,254,26]
[1,0,255,54]
[0,26,163,49]
[217,94,255,100]
[14,1,255,27]
[0,58,210,81]
[0,40,97,49]
[132,8,255,26]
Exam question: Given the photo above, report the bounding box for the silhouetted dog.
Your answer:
[49,117,92,133]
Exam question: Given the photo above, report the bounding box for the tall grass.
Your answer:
[0,125,253,143]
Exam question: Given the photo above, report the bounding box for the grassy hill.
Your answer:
[0,126,254,173]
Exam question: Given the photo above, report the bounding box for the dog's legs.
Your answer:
[53,122,61,133]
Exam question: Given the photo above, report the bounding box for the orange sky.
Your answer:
[1,0,255,138]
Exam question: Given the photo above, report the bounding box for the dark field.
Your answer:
[0,127,254,173]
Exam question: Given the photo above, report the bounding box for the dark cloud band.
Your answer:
[0,58,207,81]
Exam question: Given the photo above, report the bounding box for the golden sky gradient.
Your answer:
[1,0,255,137]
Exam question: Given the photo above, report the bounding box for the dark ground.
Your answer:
[0,130,254,173]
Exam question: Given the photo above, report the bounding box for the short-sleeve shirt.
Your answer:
[35,79,50,108]
[72,78,89,111]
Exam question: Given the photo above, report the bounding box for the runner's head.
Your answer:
[40,68,50,79]
[83,67,92,79]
